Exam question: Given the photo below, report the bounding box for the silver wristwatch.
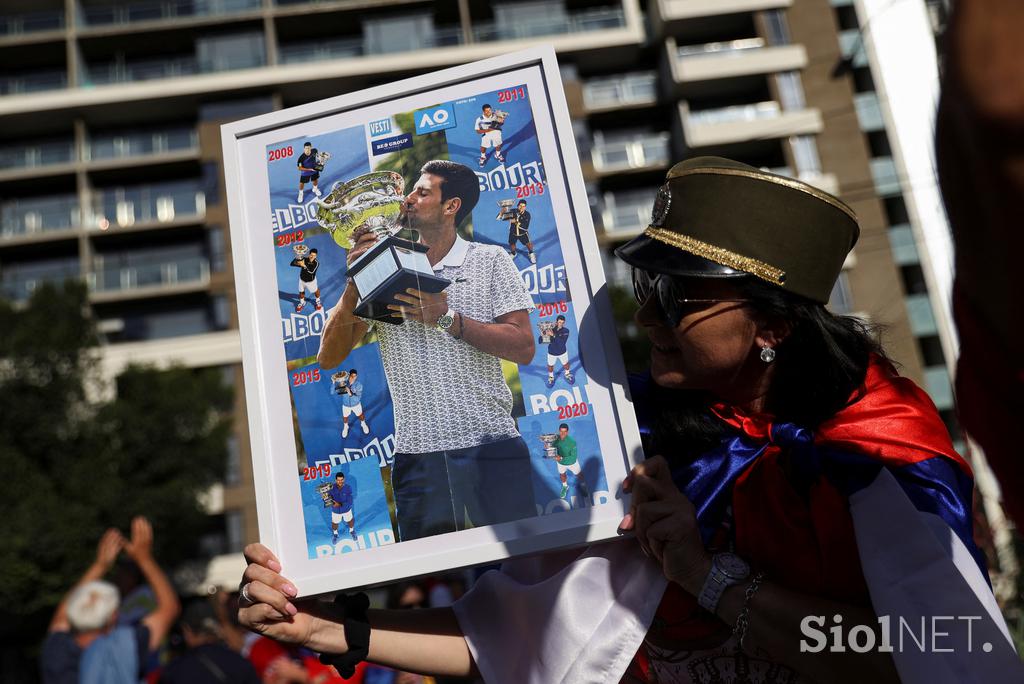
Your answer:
[436,308,456,331]
[697,552,750,614]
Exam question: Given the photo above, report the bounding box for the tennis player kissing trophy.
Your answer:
[315,171,449,323]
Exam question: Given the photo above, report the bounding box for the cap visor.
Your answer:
[614,232,746,278]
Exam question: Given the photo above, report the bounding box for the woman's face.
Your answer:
[634,275,761,392]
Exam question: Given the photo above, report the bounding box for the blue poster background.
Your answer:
[266,85,613,559]
[298,456,395,559]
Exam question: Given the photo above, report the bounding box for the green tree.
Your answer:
[0,282,230,679]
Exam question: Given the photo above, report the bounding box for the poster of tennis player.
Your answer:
[223,47,643,595]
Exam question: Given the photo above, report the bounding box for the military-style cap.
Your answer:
[615,156,859,304]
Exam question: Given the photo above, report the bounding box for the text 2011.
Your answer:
[497,87,526,103]
[292,369,320,386]
[268,146,294,162]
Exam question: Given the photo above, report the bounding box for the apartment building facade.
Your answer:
[0,0,946,554]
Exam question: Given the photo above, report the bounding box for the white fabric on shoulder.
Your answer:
[453,538,666,684]
[850,467,1022,683]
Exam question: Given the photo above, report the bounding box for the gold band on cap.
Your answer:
[644,226,787,286]
[667,166,858,222]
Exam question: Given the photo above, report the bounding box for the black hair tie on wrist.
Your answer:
[318,592,370,678]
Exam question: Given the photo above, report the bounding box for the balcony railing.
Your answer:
[84,50,263,85]
[583,72,657,110]
[0,70,68,95]
[0,140,76,171]
[1,264,80,303]
[677,37,765,58]
[0,9,64,36]
[91,181,205,228]
[592,133,671,172]
[90,255,210,292]
[80,0,261,27]
[473,6,625,42]
[280,37,364,63]
[85,127,198,161]
[1,195,81,239]
[602,189,659,235]
[688,100,782,125]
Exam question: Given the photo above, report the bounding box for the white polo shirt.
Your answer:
[366,236,535,453]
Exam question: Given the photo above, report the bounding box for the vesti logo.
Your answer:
[368,118,392,137]
[414,103,457,134]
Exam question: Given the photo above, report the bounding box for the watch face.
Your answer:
[437,314,454,329]
[716,553,750,580]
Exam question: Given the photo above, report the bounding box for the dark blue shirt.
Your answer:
[40,624,151,684]
[159,643,260,684]
[548,325,570,356]
[330,483,353,513]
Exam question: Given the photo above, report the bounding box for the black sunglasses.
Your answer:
[631,268,749,327]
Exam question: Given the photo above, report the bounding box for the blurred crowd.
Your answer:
[41,517,473,684]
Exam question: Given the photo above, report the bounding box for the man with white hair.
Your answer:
[41,517,180,684]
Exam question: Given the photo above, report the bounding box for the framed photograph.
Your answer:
[222,46,643,597]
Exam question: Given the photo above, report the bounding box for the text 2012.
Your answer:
[276,230,304,247]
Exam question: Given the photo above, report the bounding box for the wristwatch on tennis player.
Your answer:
[436,308,456,331]
[697,552,750,614]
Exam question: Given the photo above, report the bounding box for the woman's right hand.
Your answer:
[238,544,346,653]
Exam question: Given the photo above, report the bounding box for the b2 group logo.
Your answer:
[414,103,457,135]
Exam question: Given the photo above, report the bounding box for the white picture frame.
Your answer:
[221,46,644,597]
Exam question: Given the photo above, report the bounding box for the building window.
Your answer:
[226,510,244,552]
[883,195,910,224]
[762,9,791,46]
[852,66,875,93]
[866,130,892,158]
[827,271,854,314]
[225,434,241,487]
[917,334,946,367]
[836,5,860,31]
[900,263,929,295]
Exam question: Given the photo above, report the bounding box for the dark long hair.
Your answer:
[643,277,887,456]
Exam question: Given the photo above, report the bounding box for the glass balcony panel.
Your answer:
[688,101,782,125]
[923,366,954,410]
[887,224,920,265]
[473,5,624,42]
[602,188,659,234]
[364,14,435,54]
[905,293,938,337]
[91,254,209,292]
[279,37,364,63]
[839,29,869,68]
[86,127,197,161]
[1,258,80,302]
[0,70,67,95]
[1,194,79,238]
[81,0,261,26]
[854,91,884,132]
[94,180,204,228]
[0,139,75,170]
[0,10,64,36]
[676,37,765,57]
[583,72,657,109]
[196,32,265,72]
[85,56,200,85]
[870,156,901,196]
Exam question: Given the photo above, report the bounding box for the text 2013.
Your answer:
[293,369,320,386]
[515,182,545,198]
[497,87,526,103]
[302,463,332,480]
[268,146,294,162]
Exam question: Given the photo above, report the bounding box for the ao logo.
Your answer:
[414,103,457,134]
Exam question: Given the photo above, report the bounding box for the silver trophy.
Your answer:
[496,198,516,221]
[332,370,349,387]
[538,320,556,344]
[317,482,334,508]
[292,243,310,258]
[316,171,449,324]
[539,433,561,459]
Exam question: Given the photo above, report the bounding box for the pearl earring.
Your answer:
[760,345,776,363]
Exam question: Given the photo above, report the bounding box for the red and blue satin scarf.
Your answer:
[630,356,983,603]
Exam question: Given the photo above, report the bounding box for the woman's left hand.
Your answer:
[620,455,711,596]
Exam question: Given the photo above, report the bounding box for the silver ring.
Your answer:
[240,582,253,605]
